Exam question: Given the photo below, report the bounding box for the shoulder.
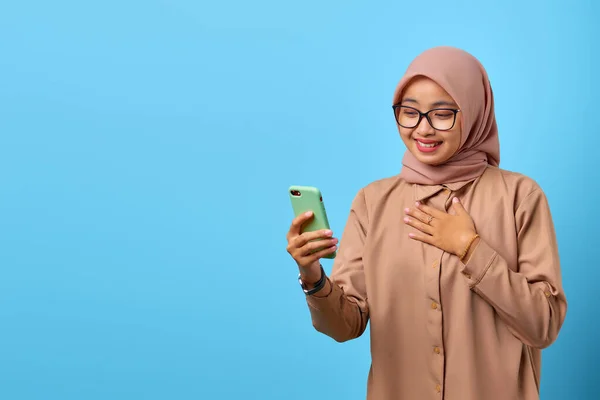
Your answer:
[345,174,411,221]
[357,174,409,203]
[478,165,548,209]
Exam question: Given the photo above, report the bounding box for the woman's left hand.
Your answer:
[403,197,477,257]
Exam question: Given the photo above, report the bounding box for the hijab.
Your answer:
[393,46,500,185]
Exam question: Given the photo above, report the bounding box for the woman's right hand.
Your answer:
[286,211,338,284]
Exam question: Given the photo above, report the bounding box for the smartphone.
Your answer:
[288,185,336,259]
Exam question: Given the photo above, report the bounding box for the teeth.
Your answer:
[418,141,441,148]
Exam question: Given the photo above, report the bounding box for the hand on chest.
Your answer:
[403,187,479,259]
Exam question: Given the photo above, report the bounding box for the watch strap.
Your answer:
[298,265,326,295]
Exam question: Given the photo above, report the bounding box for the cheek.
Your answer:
[442,122,462,154]
[398,127,413,143]
[447,133,461,153]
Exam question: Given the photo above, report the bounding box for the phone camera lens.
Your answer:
[291,190,301,196]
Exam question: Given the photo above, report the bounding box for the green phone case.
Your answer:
[288,185,336,259]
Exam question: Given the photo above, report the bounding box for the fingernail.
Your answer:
[453,197,459,203]
[403,217,409,223]
[404,207,410,213]
[324,230,332,235]
[409,233,415,238]
[305,211,312,216]
[415,202,420,207]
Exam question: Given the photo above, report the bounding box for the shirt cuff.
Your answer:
[305,277,338,311]
[459,238,498,288]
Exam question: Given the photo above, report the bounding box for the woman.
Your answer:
[285,46,567,400]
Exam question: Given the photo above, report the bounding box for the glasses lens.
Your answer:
[396,106,420,128]
[429,109,456,130]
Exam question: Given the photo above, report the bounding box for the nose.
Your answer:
[416,115,435,135]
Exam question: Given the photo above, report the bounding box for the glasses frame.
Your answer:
[392,104,461,131]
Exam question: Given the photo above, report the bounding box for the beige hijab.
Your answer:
[393,46,500,185]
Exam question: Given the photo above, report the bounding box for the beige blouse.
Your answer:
[305,165,567,400]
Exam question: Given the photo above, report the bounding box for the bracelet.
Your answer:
[459,234,480,261]
[299,265,326,295]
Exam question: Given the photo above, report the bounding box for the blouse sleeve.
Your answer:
[305,188,370,343]
[460,188,567,349]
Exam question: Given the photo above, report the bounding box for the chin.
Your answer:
[416,157,445,166]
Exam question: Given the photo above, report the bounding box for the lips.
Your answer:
[415,138,443,153]
[416,140,442,148]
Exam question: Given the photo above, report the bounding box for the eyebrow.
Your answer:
[401,98,458,108]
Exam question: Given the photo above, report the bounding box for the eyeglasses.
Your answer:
[392,105,460,131]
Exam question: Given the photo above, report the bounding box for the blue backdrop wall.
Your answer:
[0,1,597,399]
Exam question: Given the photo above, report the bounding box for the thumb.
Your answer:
[451,197,465,215]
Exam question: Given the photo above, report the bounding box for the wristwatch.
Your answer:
[298,265,326,295]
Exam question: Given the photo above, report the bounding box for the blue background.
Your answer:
[0,0,597,399]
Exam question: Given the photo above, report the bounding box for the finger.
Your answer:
[299,237,339,256]
[451,197,466,215]
[304,244,338,264]
[288,231,333,258]
[403,216,434,235]
[404,207,433,225]
[293,229,334,248]
[408,231,435,246]
[415,202,446,218]
[289,211,314,237]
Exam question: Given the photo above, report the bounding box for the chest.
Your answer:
[361,187,519,301]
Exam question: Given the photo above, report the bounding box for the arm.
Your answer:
[460,189,567,349]
[304,188,369,343]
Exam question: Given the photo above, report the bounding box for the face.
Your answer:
[396,76,462,166]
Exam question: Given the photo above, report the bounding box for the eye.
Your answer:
[432,110,453,119]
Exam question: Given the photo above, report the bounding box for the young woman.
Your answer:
[285,46,567,400]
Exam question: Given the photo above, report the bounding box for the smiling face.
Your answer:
[396,76,463,166]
